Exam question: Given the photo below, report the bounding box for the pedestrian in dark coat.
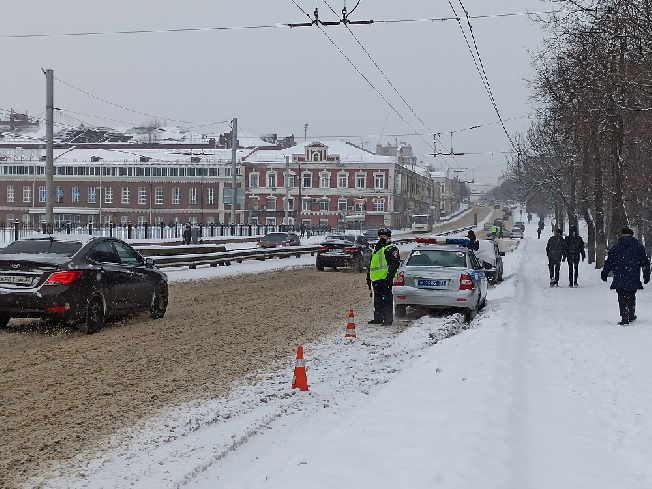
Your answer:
[546,229,567,286]
[564,225,586,287]
[182,224,192,245]
[537,219,544,239]
[601,228,651,325]
[466,230,479,251]
[366,228,401,326]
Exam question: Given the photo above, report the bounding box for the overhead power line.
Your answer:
[0,10,557,39]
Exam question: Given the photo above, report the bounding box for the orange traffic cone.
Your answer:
[291,346,309,391]
[345,309,356,338]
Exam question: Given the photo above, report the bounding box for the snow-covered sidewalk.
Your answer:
[30,220,652,488]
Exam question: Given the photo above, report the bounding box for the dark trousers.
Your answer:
[372,281,394,324]
[617,289,637,321]
[567,259,579,285]
[548,258,561,282]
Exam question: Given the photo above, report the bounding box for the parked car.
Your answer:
[475,239,505,284]
[393,236,488,322]
[0,234,168,334]
[514,221,526,231]
[509,227,524,239]
[483,222,494,232]
[257,232,301,248]
[362,228,381,243]
[316,234,372,272]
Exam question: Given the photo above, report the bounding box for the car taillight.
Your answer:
[45,304,71,313]
[318,245,329,251]
[459,273,474,290]
[393,271,405,286]
[45,271,83,286]
[343,246,359,253]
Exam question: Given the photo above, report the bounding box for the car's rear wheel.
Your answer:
[395,304,407,318]
[150,282,168,319]
[81,295,104,334]
[0,314,10,329]
[316,264,325,271]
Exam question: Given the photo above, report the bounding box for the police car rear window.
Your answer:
[407,250,466,267]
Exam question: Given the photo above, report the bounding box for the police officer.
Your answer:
[366,228,400,325]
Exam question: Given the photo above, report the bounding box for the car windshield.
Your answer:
[406,249,467,267]
[262,233,288,242]
[0,239,83,256]
[363,230,378,237]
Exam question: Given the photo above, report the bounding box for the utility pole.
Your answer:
[230,117,237,225]
[45,69,54,232]
[284,155,290,226]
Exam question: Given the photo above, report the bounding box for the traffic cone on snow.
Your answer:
[291,346,309,391]
[345,309,357,339]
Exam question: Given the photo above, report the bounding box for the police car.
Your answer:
[392,236,488,322]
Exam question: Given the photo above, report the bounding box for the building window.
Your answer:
[224,166,231,177]
[320,199,329,211]
[104,187,113,204]
[56,186,64,203]
[320,172,330,188]
[355,200,365,212]
[249,173,259,188]
[373,200,385,212]
[338,173,348,188]
[138,216,147,225]
[172,187,180,205]
[356,173,366,189]
[23,186,31,203]
[72,186,80,203]
[206,187,215,205]
[39,186,46,203]
[121,187,130,204]
[302,172,312,188]
[155,187,164,205]
[121,216,129,225]
[7,185,14,203]
[338,199,347,212]
[189,187,197,205]
[267,172,277,188]
[88,187,97,204]
[302,198,311,211]
[374,173,385,189]
[285,197,294,211]
[266,197,276,211]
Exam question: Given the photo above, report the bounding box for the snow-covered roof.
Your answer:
[245,140,395,164]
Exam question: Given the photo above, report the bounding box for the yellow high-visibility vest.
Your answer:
[369,245,391,281]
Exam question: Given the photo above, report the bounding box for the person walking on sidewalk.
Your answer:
[601,228,650,325]
[546,229,566,286]
[564,225,586,287]
[537,219,544,239]
[367,228,400,326]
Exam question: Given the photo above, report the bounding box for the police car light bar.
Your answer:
[414,236,471,245]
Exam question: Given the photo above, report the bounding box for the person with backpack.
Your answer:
[564,225,586,287]
[546,229,567,286]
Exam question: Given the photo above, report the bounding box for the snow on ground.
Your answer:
[27,217,652,488]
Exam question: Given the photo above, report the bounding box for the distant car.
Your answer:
[362,228,381,245]
[476,239,505,284]
[483,222,494,232]
[316,234,372,272]
[510,228,524,239]
[0,234,168,334]
[393,237,488,322]
[514,221,526,231]
[257,232,301,248]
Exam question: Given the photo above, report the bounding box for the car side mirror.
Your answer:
[145,257,155,268]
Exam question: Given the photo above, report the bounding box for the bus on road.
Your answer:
[411,214,432,233]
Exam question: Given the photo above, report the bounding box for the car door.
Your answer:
[86,240,128,314]
[112,240,155,311]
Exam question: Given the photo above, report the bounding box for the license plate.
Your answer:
[417,279,447,287]
[0,275,33,285]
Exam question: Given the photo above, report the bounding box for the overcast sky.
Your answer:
[1,1,555,183]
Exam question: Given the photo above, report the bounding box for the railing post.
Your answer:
[210,223,214,237]
[160,222,164,239]
[66,221,71,234]
[127,221,132,240]
[144,222,149,239]
[110,222,114,237]
[14,220,19,242]
[88,222,92,235]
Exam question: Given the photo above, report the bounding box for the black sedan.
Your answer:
[0,234,168,334]
[316,234,372,272]
[256,232,301,249]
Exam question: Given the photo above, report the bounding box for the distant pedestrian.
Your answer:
[564,225,586,287]
[466,229,479,251]
[300,223,306,238]
[527,213,532,224]
[537,219,544,240]
[546,229,566,286]
[367,228,400,326]
[491,224,498,237]
[550,221,555,234]
[601,228,650,325]
[182,224,191,245]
